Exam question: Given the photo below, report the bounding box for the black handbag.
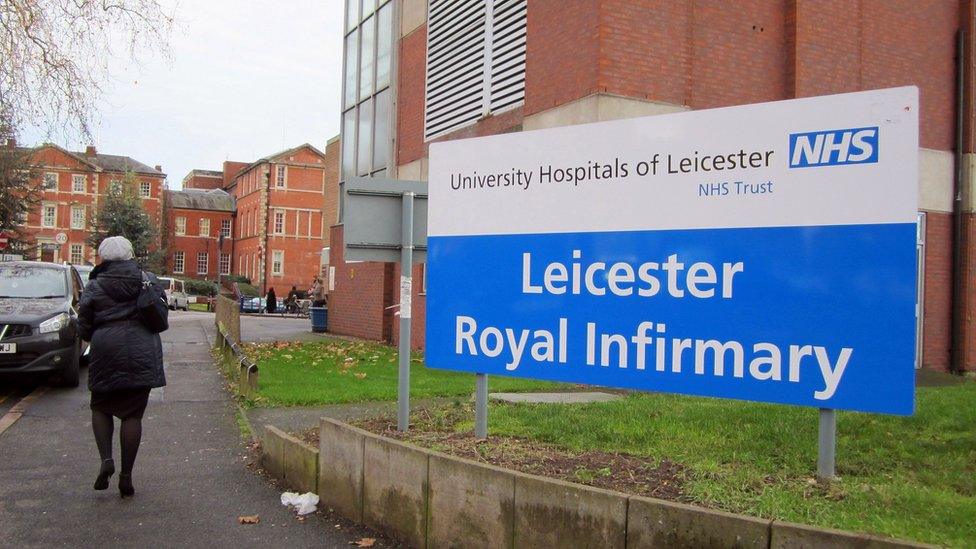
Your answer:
[136,272,169,333]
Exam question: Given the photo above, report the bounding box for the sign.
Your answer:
[55,232,68,245]
[426,87,918,416]
[342,177,427,262]
[0,254,23,261]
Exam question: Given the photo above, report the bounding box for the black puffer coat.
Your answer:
[78,259,166,393]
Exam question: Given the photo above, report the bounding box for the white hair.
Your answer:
[98,236,134,261]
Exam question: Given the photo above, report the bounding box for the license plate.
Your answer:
[0,343,16,353]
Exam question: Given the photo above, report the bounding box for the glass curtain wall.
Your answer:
[341,0,394,220]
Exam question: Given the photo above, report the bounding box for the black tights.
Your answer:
[91,411,142,475]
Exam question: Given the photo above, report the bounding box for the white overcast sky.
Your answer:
[28,0,344,188]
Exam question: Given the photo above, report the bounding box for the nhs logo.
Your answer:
[789,127,878,168]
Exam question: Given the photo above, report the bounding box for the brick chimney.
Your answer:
[85,145,97,156]
[154,165,162,172]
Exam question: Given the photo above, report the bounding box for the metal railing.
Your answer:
[216,321,258,397]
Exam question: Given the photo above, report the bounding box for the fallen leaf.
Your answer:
[238,515,260,524]
[354,372,367,379]
[351,539,376,548]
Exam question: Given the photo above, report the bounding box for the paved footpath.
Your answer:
[0,312,366,548]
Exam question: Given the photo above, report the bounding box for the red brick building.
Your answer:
[8,141,165,264]
[231,144,330,294]
[181,169,225,191]
[330,0,976,373]
[163,188,235,279]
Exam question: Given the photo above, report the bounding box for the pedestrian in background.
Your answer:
[311,275,327,307]
[266,287,277,314]
[78,236,167,498]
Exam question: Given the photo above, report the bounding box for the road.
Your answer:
[0,311,380,548]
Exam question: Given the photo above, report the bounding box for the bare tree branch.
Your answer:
[0,0,175,142]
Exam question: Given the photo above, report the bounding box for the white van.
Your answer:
[158,277,189,310]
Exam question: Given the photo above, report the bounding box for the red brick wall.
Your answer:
[793,0,957,150]
[687,1,789,108]
[183,174,224,190]
[323,139,340,248]
[326,224,393,343]
[397,27,427,166]
[923,211,953,371]
[523,0,600,116]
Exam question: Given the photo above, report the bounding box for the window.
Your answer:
[197,252,208,275]
[42,204,57,227]
[43,172,58,190]
[276,165,286,188]
[70,205,86,229]
[424,0,527,140]
[219,253,230,275]
[239,255,244,276]
[220,219,231,238]
[139,181,151,198]
[272,250,284,276]
[341,0,393,181]
[173,251,185,274]
[69,244,83,264]
[199,218,210,237]
[175,216,186,235]
[274,210,285,234]
[72,174,86,193]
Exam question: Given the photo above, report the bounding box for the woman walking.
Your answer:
[78,236,167,498]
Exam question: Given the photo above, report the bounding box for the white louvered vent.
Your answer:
[488,0,526,113]
[424,0,526,141]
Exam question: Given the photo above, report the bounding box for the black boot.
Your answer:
[93,459,114,490]
[118,474,134,498]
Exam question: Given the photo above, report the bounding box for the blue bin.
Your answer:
[310,307,328,333]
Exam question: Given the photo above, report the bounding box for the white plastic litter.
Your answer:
[280,491,319,515]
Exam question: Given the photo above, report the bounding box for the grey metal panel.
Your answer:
[343,177,427,263]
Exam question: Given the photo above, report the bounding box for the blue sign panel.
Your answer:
[426,87,919,415]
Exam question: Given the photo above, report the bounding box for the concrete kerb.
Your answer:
[260,425,320,494]
[362,434,431,548]
[627,495,770,548]
[427,452,517,549]
[318,417,372,522]
[769,520,938,549]
[513,471,627,548]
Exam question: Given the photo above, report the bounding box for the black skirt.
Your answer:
[90,387,151,419]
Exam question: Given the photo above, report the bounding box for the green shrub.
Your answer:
[237,282,260,297]
[181,278,218,296]
[224,274,251,285]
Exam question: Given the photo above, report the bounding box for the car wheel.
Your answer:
[58,340,81,388]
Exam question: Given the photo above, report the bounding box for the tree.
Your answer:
[87,170,161,270]
[0,118,40,256]
[0,0,174,140]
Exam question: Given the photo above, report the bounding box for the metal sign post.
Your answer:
[475,373,488,438]
[817,408,837,480]
[397,193,415,431]
[343,178,427,433]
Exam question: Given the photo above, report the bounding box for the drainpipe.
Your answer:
[951,28,967,375]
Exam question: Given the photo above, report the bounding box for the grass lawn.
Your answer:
[477,382,976,547]
[243,338,565,406]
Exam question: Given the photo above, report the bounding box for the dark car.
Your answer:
[0,261,85,386]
